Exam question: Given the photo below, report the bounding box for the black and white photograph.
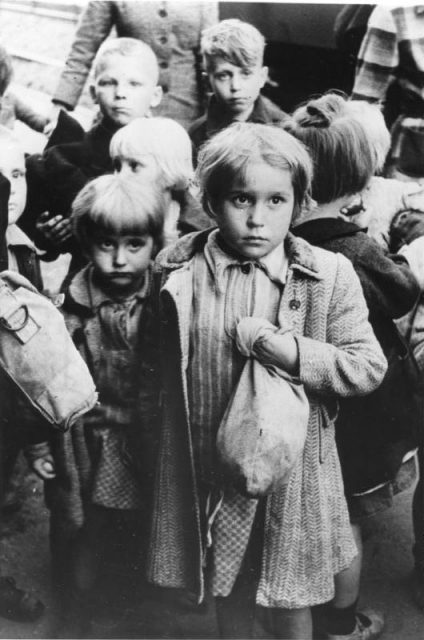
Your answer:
[0,1,423,638]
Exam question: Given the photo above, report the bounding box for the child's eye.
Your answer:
[98,239,114,250]
[98,79,114,87]
[112,157,122,172]
[231,194,251,207]
[129,80,142,87]
[127,238,146,250]
[129,160,142,173]
[269,196,284,206]
[242,69,253,77]
[215,72,230,81]
[11,169,25,179]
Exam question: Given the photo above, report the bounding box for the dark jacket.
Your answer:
[294,217,420,493]
[0,175,9,272]
[20,113,118,266]
[189,94,289,155]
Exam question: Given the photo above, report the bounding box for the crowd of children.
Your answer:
[0,15,424,640]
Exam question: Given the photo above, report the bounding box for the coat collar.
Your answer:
[156,228,324,281]
[293,218,366,245]
[205,94,282,138]
[66,264,151,313]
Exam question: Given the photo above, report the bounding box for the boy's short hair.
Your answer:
[71,173,164,252]
[110,117,194,191]
[93,37,159,84]
[285,93,374,204]
[201,19,265,72]
[346,100,391,174]
[196,122,312,223]
[0,45,13,96]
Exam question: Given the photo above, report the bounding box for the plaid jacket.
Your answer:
[352,5,424,110]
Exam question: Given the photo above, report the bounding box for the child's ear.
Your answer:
[204,197,218,220]
[150,85,163,110]
[259,66,268,89]
[89,84,98,105]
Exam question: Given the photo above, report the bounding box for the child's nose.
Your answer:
[115,81,128,98]
[231,75,242,91]
[247,204,265,227]
[113,246,127,266]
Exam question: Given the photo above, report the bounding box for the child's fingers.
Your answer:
[50,219,72,242]
[36,216,72,244]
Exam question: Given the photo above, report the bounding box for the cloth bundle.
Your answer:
[217,317,309,498]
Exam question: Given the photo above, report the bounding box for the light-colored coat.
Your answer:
[140,230,387,607]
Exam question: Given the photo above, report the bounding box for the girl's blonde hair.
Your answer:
[110,117,194,191]
[285,93,374,204]
[71,173,165,252]
[196,122,312,223]
[346,100,391,174]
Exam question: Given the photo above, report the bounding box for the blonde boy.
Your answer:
[189,19,288,154]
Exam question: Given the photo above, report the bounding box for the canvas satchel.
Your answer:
[0,270,97,430]
[216,318,309,498]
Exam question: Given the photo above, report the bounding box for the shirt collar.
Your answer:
[203,229,288,292]
[206,95,269,137]
[6,224,35,250]
[68,263,151,311]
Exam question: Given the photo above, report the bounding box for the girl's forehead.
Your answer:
[228,161,293,189]
[0,144,25,170]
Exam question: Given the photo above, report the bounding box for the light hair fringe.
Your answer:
[110,117,194,191]
[201,19,265,71]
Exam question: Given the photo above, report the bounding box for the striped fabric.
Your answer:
[187,231,283,595]
[352,5,424,106]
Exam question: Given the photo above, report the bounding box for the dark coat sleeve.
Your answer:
[354,239,420,320]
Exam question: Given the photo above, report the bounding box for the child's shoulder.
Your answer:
[254,94,289,125]
[62,266,93,315]
[287,232,350,275]
[154,229,213,273]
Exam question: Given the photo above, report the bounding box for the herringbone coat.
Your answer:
[138,230,387,607]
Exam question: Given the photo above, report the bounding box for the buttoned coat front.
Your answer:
[139,230,387,608]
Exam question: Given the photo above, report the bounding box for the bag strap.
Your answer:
[0,282,40,344]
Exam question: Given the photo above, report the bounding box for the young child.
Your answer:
[135,123,387,639]
[0,127,49,519]
[333,99,424,249]
[20,37,162,275]
[287,93,420,640]
[189,19,288,156]
[110,116,211,245]
[27,174,165,636]
[0,170,45,624]
[390,207,424,612]
[0,127,42,289]
[0,44,48,133]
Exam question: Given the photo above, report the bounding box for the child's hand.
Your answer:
[236,317,299,376]
[36,212,73,247]
[31,454,56,480]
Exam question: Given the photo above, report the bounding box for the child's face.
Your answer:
[208,58,267,119]
[214,161,295,260]
[113,153,163,185]
[91,54,162,126]
[89,232,154,296]
[0,144,27,225]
